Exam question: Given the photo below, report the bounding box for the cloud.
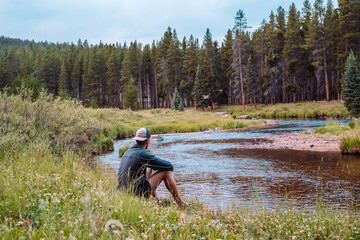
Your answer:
[0,0,339,45]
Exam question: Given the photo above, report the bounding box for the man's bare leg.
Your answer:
[147,170,185,206]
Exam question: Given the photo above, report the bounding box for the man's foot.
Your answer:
[177,201,191,208]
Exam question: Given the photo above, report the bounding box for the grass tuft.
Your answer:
[340,135,360,154]
[119,145,130,157]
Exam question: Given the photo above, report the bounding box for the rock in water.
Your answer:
[236,115,252,119]
[150,135,164,141]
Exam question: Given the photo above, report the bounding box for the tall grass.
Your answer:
[0,90,137,154]
[314,119,360,154]
[341,135,360,154]
[0,90,262,155]
[1,144,359,239]
[1,91,359,239]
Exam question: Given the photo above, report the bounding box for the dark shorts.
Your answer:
[131,180,151,198]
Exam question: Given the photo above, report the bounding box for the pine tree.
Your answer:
[302,0,315,101]
[276,6,287,102]
[122,76,139,110]
[19,48,34,78]
[106,46,120,108]
[192,65,206,110]
[338,0,360,68]
[306,0,332,102]
[283,3,303,103]
[64,44,76,94]
[142,44,154,109]
[244,55,259,108]
[59,59,68,93]
[156,27,174,108]
[232,9,251,109]
[181,35,199,107]
[150,41,159,108]
[71,52,83,100]
[200,28,218,109]
[220,29,234,104]
[260,10,282,104]
[82,47,101,107]
[3,47,18,88]
[171,87,184,111]
[40,45,59,95]
[178,101,184,111]
[342,51,360,116]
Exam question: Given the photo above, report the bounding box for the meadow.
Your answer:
[0,89,263,156]
[1,91,359,239]
[220,101,349,119]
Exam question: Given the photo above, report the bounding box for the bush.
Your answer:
[340,136,360,154]
[96,134,114,152]
[119,145,130,157]
[349,121,356,129]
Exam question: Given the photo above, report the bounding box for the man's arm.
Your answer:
[139,150,174,171]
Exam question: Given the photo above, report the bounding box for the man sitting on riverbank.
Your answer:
[118,128,186,207]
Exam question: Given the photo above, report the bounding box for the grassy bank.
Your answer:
[219,101,348,119]
[0,90,262,155]
[1,143,360,239]
[1,92,360,239]
[313,120,360,154]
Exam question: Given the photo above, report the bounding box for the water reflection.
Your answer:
[100,120,360,209]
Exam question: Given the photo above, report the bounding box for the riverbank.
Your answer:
[218,100,349,119]
[0,91,264,156]
[254,120,359,153]
[1,92,360,239]
[260,129,343,152]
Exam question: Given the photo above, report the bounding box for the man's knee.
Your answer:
[163,171,173,177]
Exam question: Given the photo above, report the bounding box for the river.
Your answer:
[99,120,360,209]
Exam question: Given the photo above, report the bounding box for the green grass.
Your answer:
[1,143,359,239]
[314,120,350,135]
[218,101,348,119]
[1,91,359,239]
[341,135,360,154]
[313,120,360,154]
[0,90,263,155]
[119,145,130,157]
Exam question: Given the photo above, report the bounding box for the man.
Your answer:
[118,128,185,206]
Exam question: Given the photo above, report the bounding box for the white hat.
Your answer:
[133,128,151,141]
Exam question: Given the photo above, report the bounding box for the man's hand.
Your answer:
[146,167,152,177]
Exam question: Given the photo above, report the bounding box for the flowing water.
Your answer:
[100,120,360,209]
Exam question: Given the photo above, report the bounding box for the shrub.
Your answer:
[96,136,114,152]
[119,145,130,157]
[340,136,360,154]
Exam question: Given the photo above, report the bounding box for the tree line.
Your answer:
[0,0,359,110]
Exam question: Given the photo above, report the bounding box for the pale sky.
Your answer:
[0,0,338,45]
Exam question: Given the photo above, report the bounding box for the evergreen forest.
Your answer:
[0,0,359,110]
